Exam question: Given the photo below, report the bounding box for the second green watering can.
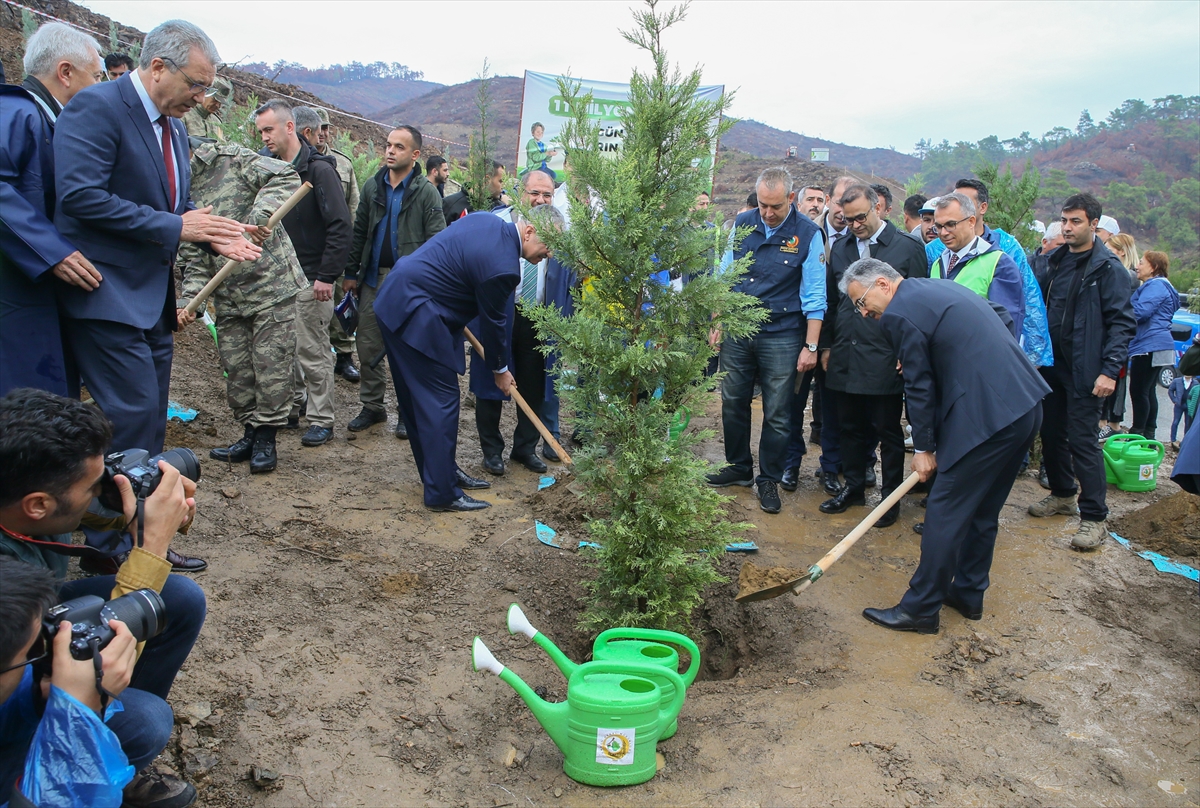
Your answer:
[506,603,700,739]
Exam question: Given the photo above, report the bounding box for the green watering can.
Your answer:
[506,603,699,739]
[1102,434,1165,492]
[472,637,685,787]
[668,407,691,445]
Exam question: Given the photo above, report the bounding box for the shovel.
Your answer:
[736,471,920,602]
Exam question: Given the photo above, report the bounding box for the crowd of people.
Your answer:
[1,14,1197,807]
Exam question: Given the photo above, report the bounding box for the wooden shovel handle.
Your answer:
[463,326,573,465]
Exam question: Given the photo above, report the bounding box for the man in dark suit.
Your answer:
[470,169,557,475]
[819,184,927,526]
[843,260,1049,634]
[53,20,260,467]
[374,206,562,512]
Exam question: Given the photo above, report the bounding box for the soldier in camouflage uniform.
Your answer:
[176,138,307,474]
[182,76,233,141]
[295,106,362,381]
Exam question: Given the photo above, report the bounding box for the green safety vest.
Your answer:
[932,249,1002,300]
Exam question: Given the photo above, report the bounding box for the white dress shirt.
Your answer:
[856,220,887,259]
[131,69,181,210]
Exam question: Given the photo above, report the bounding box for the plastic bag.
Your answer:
[21,686,133,807]
[335,291,359,336]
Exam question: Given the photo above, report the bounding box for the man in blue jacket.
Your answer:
[374,207,561,512]
[53,21,260,469]
[708,167,826,514]
[1,23,104,399]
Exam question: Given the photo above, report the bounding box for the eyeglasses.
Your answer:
[932,216,971,232]
[844,212,872,225]
[162,57,212,96]
[0,632,48,675]
[853,286,872,312]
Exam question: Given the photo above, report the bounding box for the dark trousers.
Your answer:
[1039,364,1108,521]
[59,572,206,770]
[1100,373,1127,422]
[837,391,904,495]
[720,329,801,484]
[1128,354,1159,439]
[475,310,545,459]
[64,313,174,454]
[383,325,464,507]
[900,405,1041,618]
[784,369,814,470]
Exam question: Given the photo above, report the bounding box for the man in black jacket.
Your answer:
[255,100,352,447]
[819,184,927,526]
[845,262,1050,634]
[1030,193,1135,550]
[442,161,506,226]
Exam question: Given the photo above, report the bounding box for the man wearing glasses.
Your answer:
[928,193,1024,338]
[53,20,260,538]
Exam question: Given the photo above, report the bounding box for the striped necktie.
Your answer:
[947,252,959,275]
[521,260,539,304]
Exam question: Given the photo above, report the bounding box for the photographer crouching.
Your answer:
[0,389,205,808]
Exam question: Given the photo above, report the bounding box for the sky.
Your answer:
[80,0,1200,155]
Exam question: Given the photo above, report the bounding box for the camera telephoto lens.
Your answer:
[154,447,201,486]
[103,588,167,644]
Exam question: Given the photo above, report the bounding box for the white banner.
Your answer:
[516,70,724,184]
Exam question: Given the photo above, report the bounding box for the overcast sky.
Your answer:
[81,0,1200,155]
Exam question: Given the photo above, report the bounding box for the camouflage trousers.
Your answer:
[217,298,297,428]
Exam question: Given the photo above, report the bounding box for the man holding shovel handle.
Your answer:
[842,257,1049,635]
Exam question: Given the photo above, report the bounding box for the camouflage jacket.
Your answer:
[182,106,225,142]
[178,142,307,317]
[326,147,360,220]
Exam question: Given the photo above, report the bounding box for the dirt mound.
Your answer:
[1110,491,1200,559]
[735,560,807,600]
[526,477,605,532]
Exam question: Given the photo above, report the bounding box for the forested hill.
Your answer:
[239,61,440,119]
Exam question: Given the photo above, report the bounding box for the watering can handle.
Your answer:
[1116,437,1166,462]
[570,661,687,734]
[594,628,701,688]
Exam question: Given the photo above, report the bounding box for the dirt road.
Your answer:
[144,326,1197,807]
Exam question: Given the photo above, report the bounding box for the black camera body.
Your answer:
[42,589,167,661]
[97,447,200,512]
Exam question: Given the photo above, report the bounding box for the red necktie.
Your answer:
[947,252,959,274]
[158,115,176,210]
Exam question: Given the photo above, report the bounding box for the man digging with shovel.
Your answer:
[844,258,1048,634]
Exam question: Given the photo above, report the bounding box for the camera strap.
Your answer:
[89,638,119,712]
[0,524,112,559]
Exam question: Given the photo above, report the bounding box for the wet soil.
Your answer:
[735,561,808,600]
[1110,491,1200,560]
[87,325,1199,807]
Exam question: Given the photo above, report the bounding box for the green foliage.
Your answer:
[523,0,765,634]
[1039,169,1077,215]
[21,9,36,41]
[219,94,262,150]
[903,174,925,197]
[976,160,1041,249]
[1156,177,1199,253]
[333,131,382,189]
[465,60,498,213]
[107,21,119,53]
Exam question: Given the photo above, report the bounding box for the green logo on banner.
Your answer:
[548,95,631,120]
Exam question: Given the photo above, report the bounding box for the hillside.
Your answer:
[721,119,921,181]
[240,61,440,118]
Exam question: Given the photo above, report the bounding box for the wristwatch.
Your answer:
[805,343,818,352]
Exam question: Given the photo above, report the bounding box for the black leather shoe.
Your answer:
[301,425,333,446]
[335,353,360,383]
[1038,463,1051,490]
[483,455,505,475]
[210,424,254,462]
[758,480,781,514]
[511,452,548,473]
[284,415,300,430]
[456,468,491,490]
[862,605,939,634]
[426,494,491,512]
[394,417,408,440]
[874,503,900,528]
[249,427,277,474]
[819,487,865,514]
[780,466,799,492]
[542,442,560,462]
[943,593,983,621]
[809,428,821,445]
[865,466,877,488]
[348,406,386,432]
[913,521,924,535]
[820,470,842,496]
[167,548,208,573]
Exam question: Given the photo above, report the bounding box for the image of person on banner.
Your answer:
[525,122,558,180]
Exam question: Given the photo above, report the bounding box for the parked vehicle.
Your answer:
[1162,309,1200,387]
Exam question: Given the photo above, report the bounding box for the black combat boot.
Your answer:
[210,424,254,462]
[250,426,278,474]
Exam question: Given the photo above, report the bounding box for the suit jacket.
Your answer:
[881,277,1050,470]
[374,212,520,374]
[53,74,193,330]
[824,221,927,395]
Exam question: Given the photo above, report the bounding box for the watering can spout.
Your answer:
[507,603,580,678]
[472,637,570,753]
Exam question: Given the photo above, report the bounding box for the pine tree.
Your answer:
[522,0,766,633]
[465,60,500,213]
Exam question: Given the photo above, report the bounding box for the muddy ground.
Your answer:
[102,325,1200,807]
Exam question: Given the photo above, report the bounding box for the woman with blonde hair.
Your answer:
[1096,233,1141,440]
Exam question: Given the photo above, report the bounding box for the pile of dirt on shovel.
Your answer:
[527,478,608,531]
[1110,491,1200,559]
